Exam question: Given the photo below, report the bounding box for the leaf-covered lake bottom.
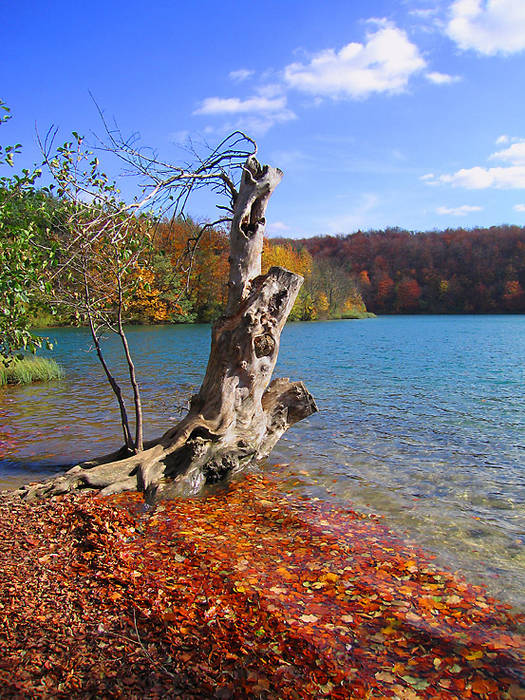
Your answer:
[1,471,523,698]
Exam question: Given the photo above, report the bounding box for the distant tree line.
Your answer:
[286,226,525,314]
[7,186,524,329]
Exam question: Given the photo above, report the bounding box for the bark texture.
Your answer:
[17,156,317,502]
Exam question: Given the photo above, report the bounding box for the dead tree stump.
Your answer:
[17,156,317,502]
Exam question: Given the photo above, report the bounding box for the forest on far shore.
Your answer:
[5,187,525,328]
[281,225,525,315]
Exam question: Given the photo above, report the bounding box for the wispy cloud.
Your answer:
[409,7,441,20]
[268,149,311,170]
[436,204,482,215]
[266,221,291,235]
[169,129,190,143]
[322,193,380,233]
[229,69,255,82]
[514,204,525,212]
[194,92,296,135]
[423,138,525,189]
[283,21,426,100]
[195,95,288,116]
[230,113,297,136]
[446,0,525,55]
[425,71,461,84]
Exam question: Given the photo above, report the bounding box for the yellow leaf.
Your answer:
[321,572,339,583]
[299,614,318,623]
[464,649,483,661]
[375,671,395,683]
[446,594,462,605]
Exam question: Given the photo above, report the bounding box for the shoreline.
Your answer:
[29,310,523,332]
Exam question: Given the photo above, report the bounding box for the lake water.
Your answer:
[1,316,524,610]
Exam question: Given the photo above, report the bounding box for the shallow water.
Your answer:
[0,315,523,609]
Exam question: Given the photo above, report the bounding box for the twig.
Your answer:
[132,608,181,683]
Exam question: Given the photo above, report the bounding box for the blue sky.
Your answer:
[2,0,525,237]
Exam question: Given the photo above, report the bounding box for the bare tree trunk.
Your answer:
[116,273,143,452]
[83,267,134,452]
[17,156,317,502]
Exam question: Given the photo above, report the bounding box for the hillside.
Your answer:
[287,226,525,314]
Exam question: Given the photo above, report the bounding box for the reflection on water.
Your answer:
[0,316,524,610]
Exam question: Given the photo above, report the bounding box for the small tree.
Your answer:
[20,123,317,501]
[39,131,168,454]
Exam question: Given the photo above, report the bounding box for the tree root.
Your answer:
[15,377,317,503]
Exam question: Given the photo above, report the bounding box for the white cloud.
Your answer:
[267,221,291,235]
[438,166,525,188]
[425,71,461,84]
[195,21,452,135]
[437,204,483,215]
[446,0,525,55]
[496,134,509,144]
[283,22,426,99]
[514,203,525,212]
[425,137,525,189]
[195,95,288,116]
[194,92,296,135]
[489,141,525,165]
[229,69,255,82]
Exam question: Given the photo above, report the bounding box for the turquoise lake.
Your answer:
[1,315,524,610]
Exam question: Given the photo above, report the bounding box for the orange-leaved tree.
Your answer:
[262,240,313,320]
[155,217,229,321]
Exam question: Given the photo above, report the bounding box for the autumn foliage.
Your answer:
[18,194,525,324]
[154,218,230,322]
[262,240,368,321]
[71,220,371,326]
[1,472,523,698]
[297,226,525,314]
[8,189,372,327]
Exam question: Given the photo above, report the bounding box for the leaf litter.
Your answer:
[0,470,523,698]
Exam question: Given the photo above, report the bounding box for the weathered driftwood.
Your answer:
[17,156,317,502]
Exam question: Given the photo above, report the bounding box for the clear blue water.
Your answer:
[1,316,524,609]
